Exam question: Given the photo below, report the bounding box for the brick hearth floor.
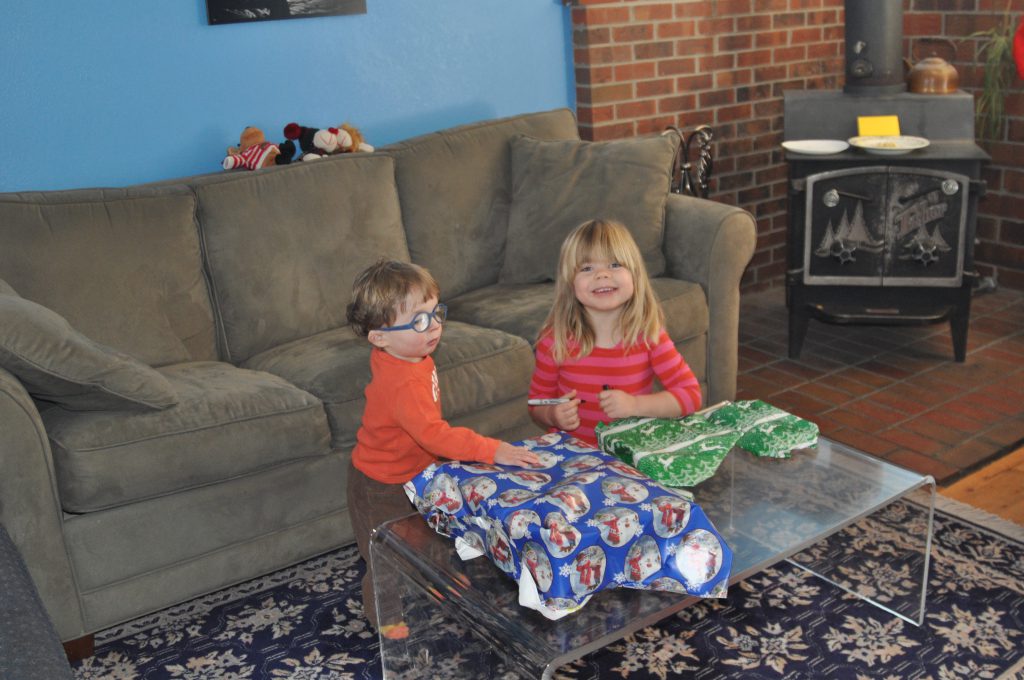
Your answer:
[736,286,1024,485]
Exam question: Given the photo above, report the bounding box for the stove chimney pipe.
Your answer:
[843,0,906,95]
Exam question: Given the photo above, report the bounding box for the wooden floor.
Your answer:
[941,444,1024,525]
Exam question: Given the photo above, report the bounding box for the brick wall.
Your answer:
[570,0,1024,290]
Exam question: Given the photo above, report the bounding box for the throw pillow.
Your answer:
[499,133,678,284]
[0,293,178,411]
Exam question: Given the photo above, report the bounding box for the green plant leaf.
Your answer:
[968,7,1020,140]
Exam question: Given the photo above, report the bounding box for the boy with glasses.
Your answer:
[345,259,539,639]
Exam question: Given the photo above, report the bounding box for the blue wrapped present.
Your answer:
[404,431,732,619]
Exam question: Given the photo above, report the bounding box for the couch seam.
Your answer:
[47,401,325,453]
[189,186,234,364]
[0,189,193,207]
[60,448,332,515]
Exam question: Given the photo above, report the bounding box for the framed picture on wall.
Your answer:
[207,0,366,25]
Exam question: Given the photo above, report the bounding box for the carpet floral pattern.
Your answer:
[72,501,1024,679]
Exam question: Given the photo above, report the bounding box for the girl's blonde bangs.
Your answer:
[571,223,642,273]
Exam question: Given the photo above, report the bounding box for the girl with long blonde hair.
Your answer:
[528,220,701,445]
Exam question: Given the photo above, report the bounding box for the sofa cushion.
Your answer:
[446,282,555,343]
[446,277,708,347]
[244,322,534,449]
[0,293,178,411]
[190,155,409,363]
[500,134,677,284]
[0,187,217,366]
[385,108,581,299]
[42,361,331,513]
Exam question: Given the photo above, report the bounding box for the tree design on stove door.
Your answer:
[814,200,884,264]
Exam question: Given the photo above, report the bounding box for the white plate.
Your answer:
[781,139,850,155]
[848,135,930,155]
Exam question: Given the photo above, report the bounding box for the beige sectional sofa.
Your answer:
[0,108,755,645]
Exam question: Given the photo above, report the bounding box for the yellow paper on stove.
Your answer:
[857,115,901,136]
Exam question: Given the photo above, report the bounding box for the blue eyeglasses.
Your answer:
[377,303,448,333]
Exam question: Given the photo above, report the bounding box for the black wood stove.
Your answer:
[783,0,988,362]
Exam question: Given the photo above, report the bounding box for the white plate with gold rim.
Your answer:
[781,139,850,155]
[848,135,930,155]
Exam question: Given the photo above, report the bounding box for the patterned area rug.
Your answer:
[72,497,1024,679]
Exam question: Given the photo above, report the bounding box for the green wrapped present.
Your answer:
[704,400,818,459]
[596,415,742,487]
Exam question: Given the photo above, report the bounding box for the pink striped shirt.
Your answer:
[529,329,702,446]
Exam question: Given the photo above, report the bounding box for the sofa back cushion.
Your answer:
[385,108,580,299]
[0,187,217,366]
[191,154,408,363]
[500,134,677,284]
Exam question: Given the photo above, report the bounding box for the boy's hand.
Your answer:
[494,442,541,468]
[599,388,637,419]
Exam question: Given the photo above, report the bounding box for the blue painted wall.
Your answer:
[0,1,575,192]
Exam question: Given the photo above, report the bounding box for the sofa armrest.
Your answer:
[662,194,755,405]
[0,367,85,640]
[0,525,75,679]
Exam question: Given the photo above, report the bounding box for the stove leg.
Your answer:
[789,304,810,359]
[950,315,967,362]
[950,303,971,363]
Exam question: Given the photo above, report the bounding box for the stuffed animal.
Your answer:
[222,127,283,170]
[281,122,375,161]
[337,123,375,153]
[283,123,331,161]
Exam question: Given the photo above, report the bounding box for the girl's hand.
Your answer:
[548,390,581,431]
[494,442,541,468]
[599,388,637,420]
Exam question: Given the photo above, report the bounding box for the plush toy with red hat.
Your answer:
[280,122,375,161]
[282,122,335,161]
[222,127,283,171]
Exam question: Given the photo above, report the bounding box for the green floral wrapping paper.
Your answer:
[595,415,741,488]
[704,400,819,459]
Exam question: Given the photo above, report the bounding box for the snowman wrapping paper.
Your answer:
[404,431,732,620]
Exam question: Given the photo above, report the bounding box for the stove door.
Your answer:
[804,166,889,285]
[803,166,969,287]
[883,168,968,286]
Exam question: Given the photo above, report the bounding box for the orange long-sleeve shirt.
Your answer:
[351,349,500,484]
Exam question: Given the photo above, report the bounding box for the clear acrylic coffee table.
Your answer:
[371,437,935,679]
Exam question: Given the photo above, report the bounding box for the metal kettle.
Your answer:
[905,40,959,94]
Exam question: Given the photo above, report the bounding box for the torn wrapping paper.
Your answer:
[595,415,742,487]
[703,400,819,459]
[404,431,732,620]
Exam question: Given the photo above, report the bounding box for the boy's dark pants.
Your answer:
[346,460,416,630]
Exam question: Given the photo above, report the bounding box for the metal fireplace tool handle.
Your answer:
[664,125,714,199]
